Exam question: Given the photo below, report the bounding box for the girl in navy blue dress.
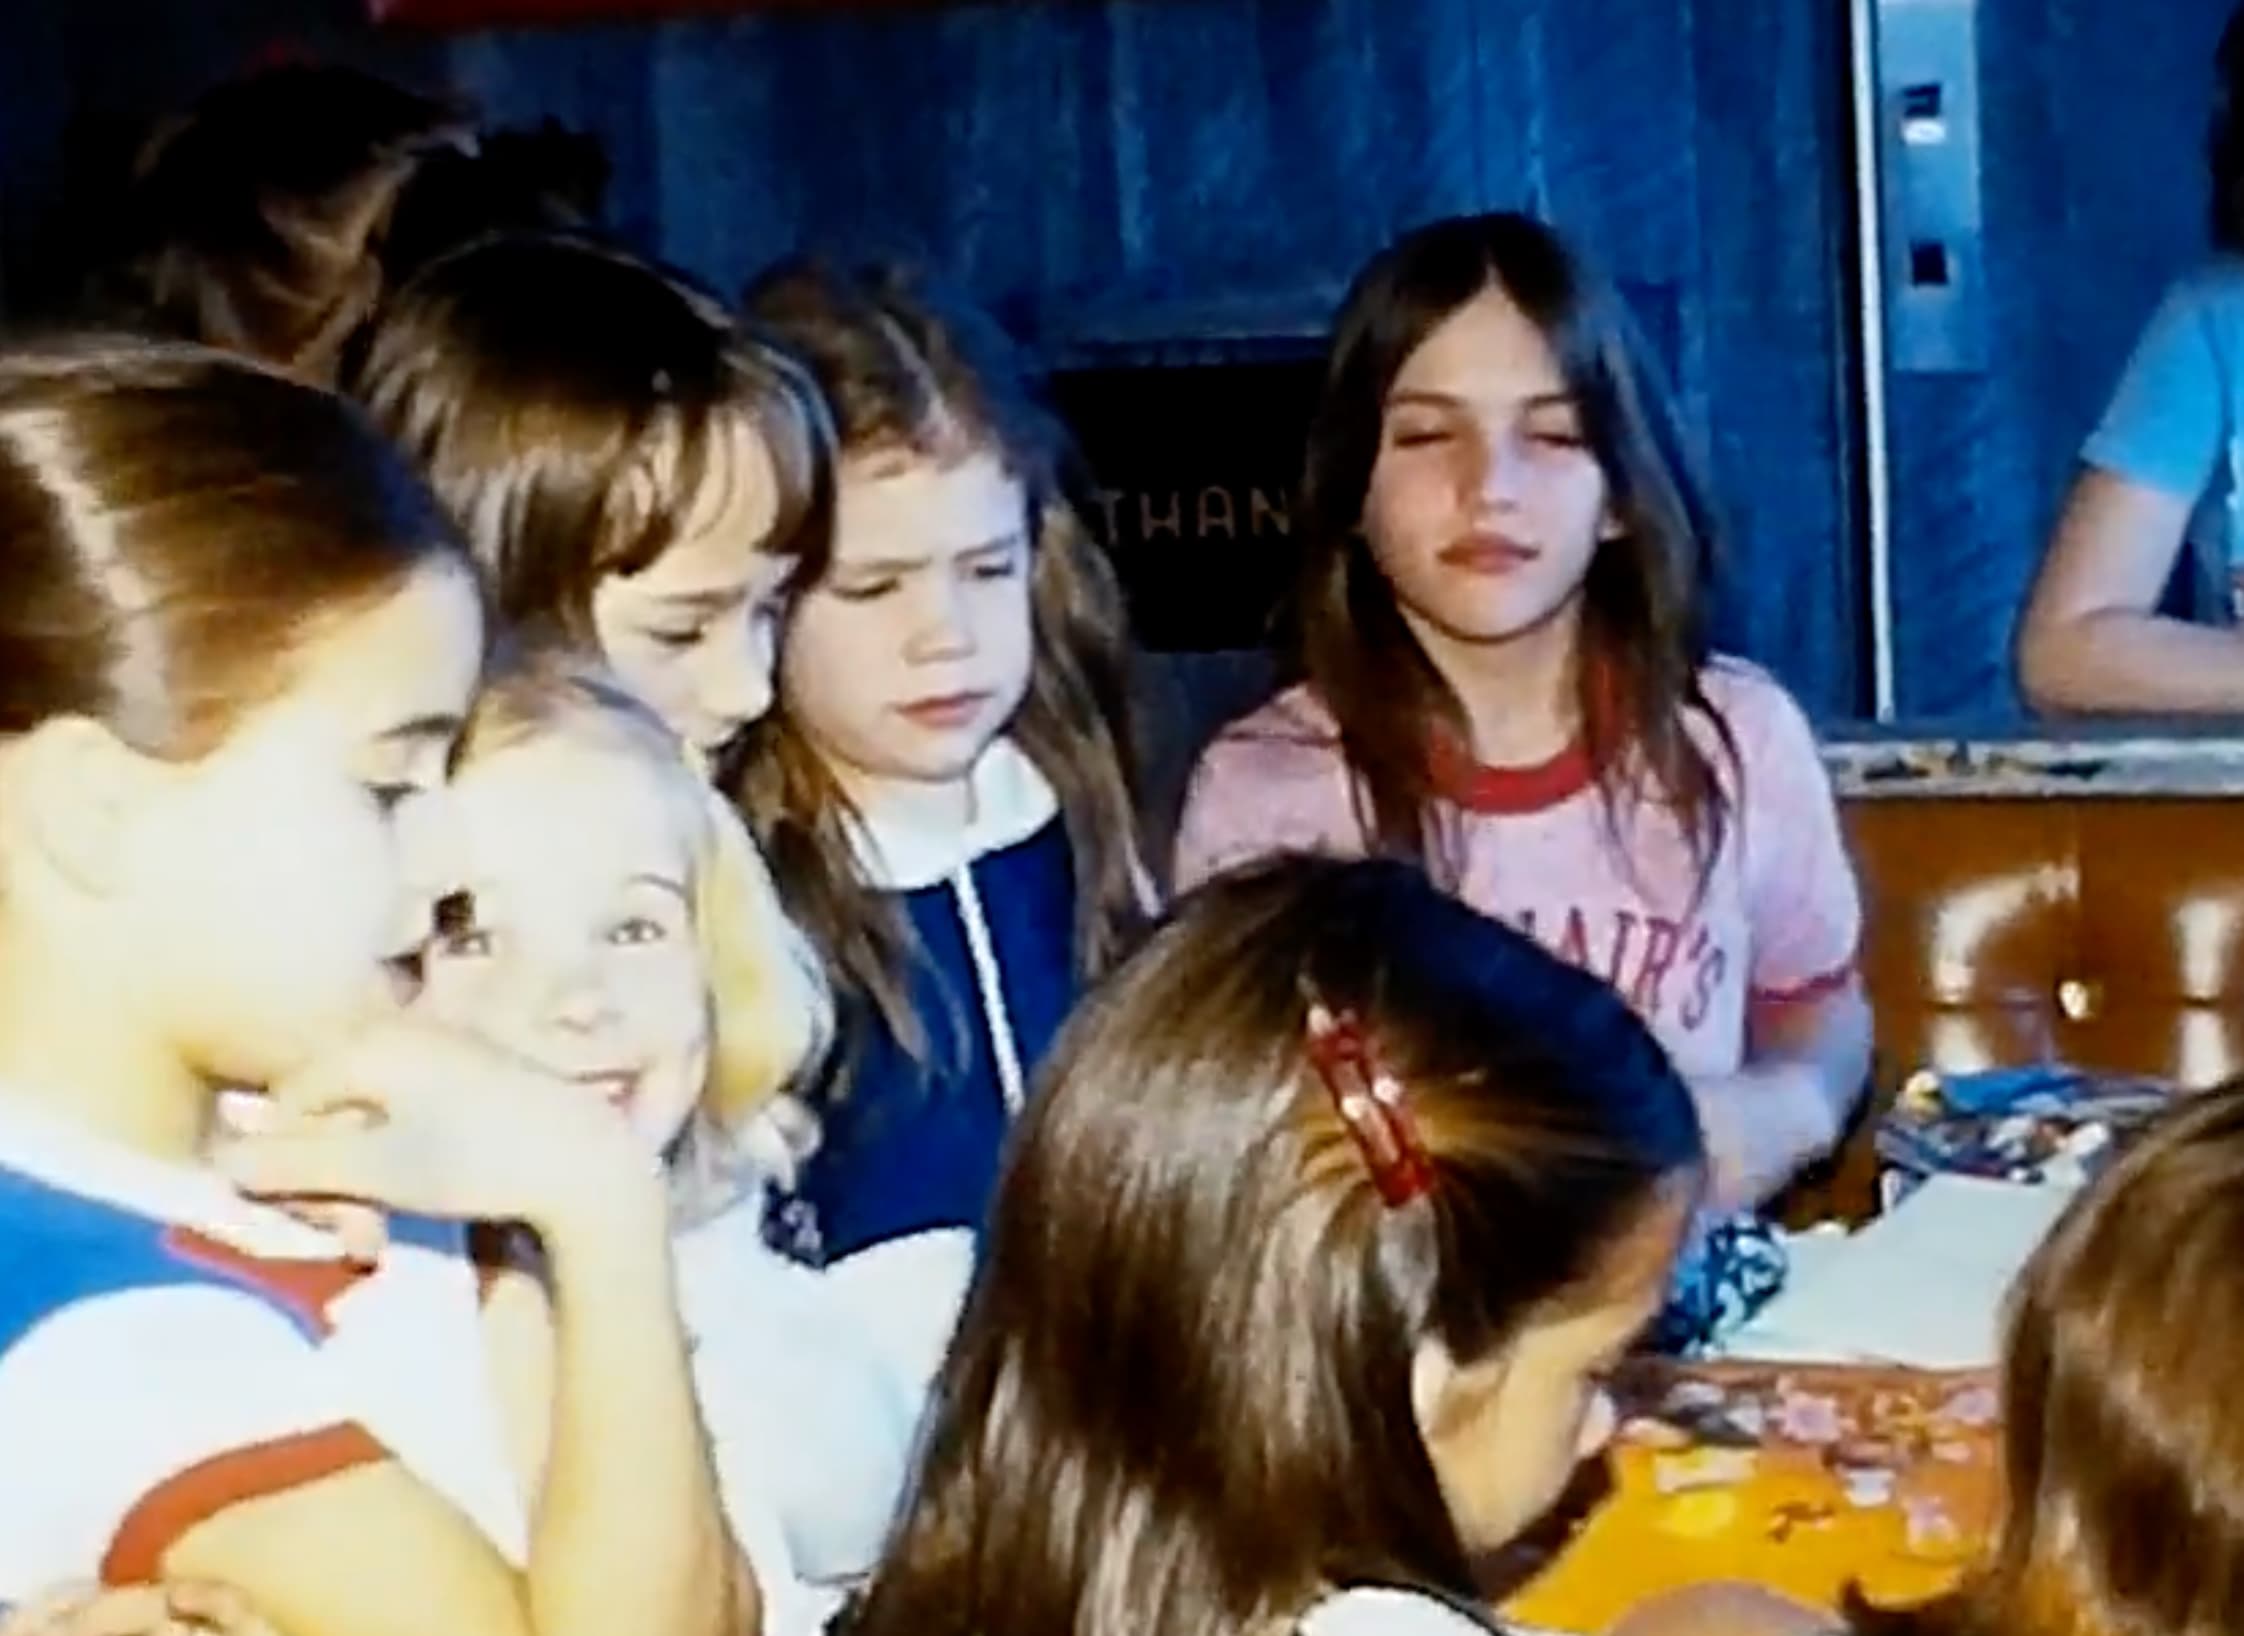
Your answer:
[731,262,1144,1354]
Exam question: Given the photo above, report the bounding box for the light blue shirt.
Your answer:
[2083,257,2244,624]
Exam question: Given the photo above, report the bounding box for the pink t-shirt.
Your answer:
[1173,660,1859,1081]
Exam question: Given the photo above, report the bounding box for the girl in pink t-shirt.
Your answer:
[1176,214,1869,1342]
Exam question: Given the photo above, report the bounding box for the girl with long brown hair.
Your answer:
[1175,213,1868,1349]
[840,853,1706,1636]
[731,260,1143,1324]
[350,231,833,761]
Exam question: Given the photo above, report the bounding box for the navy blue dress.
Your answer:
[768,816,1081,1266]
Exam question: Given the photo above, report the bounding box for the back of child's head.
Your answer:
[0,336,464,758]
[1855,1083,2244,1636]
[848,853,1704,1636]
[733,258,1142,1034]
[379,119,610,290]
[1296,212,1729,882]
[352,232,832,652]
[453,640,829,1208]
[95,65,468,382]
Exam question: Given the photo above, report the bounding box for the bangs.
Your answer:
[599,363,831,588]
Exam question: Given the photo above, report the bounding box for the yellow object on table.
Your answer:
[1500,1362,2000,1634]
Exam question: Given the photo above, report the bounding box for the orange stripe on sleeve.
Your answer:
[1749,957,1860,1009]
[102,1422,387,1584]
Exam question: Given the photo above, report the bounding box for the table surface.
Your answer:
[1498,1360,1998,1634]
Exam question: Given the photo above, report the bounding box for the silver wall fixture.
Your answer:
[1876,0,1987,376]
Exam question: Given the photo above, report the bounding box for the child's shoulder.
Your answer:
[1189,684,1352,795]
[1298,1587,1501,1635]
[1212,682,1344,749]
[1698,655,1808,726]
[1695,657,1825,763]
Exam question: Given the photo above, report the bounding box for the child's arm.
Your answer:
[1698,674,1873,1211]
[163,1461,536,1636]
[214,1018,757,1636]
[159,1210,752,1636]
[1,1580,282,1636]
[1696,978,1873,1211]
[520,1184,757,1636]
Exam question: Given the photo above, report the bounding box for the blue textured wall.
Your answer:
[1,0,1853,715]
[1884,0,2239,717]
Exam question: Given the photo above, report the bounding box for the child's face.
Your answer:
[116,562,482,1088]
[591,420,791,755]
[1414,1188,1688,1553]
[1361,285,1617,656]
[779,448,1033,795]
[414,734,709,1157]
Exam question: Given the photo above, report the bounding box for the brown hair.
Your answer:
[731,258,1143,1060]
[350,232,834,645]
[100,65,469,382]
[1296,213,1735,890]
[1853,1082,2244,1636]
[0,337,468,758]
[379,119,610,288]
[455,642,831,1224]
[845,855,1705,1636]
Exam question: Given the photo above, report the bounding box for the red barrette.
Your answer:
[1303,997,1435,1207]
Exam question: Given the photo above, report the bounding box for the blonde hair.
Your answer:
[458,644,830,1217]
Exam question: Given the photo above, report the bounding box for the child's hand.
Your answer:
[212,1015,663,1240]
[0,1581,280,1636]
[1606,1583,1828,1636]
[211,1092,389,1265]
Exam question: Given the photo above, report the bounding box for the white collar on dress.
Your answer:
[842,737,1059,892]
[0,1087,344,1260]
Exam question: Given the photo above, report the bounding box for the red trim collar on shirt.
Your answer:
[1427,730,1595,815]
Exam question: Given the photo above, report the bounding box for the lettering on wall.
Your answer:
[1050,359,1320,653]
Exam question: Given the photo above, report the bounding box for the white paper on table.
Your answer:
[1717,1175,2078,1369]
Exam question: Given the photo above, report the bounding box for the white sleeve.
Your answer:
[675,1210,924,1584]
[818,1227,975,1398]
[1299,1588,1504,1636]
[0,1286,375,1599]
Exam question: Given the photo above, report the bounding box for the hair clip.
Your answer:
[1303,996,1435,1207]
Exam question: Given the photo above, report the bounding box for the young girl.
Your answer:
[2018,1,2244,713]
[350,231,832,759]
[412,646,918,1621]
[1174,213,1869,1345]
[839,853,1705,1636]
[0,342,748,1636]
[733,261,1144,1291]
